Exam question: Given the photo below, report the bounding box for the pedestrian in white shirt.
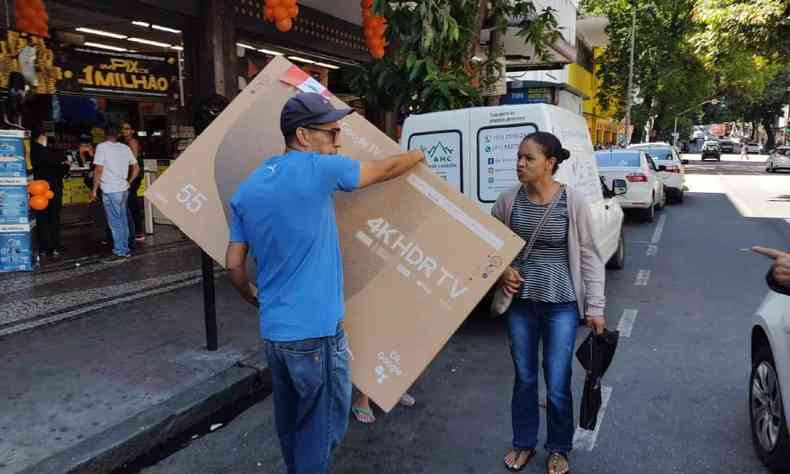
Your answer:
[90,124,139,260]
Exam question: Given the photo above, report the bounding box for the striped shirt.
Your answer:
[510,187,576,303]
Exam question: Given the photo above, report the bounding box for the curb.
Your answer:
[20,352,271,474]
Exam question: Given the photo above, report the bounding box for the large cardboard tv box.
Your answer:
[145,57,523,412]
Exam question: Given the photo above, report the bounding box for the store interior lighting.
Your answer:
[288,56,315,64]
[315,62,340,70]
[258,48,283,56]
[170,45,184,51]
[236,42,258,50]
[151,24,181,34]
[131,21,150,27]
[128,37,172,48]
[84,41,128,52]
[75,27,127,39]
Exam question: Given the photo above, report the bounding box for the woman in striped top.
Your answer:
[493,132,606,474]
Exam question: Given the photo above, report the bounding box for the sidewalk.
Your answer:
[0,244,266,473]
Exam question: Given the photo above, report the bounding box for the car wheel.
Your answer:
[642,198,655,223]
[750,345,790,471]
[606,227,625,270]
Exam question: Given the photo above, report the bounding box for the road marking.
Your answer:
[646,245,658,256]
[573,385,613,451]
[617,309,639,337]
[635,270,651,286]
[650,214,667,244]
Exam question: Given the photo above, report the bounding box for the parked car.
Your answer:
[701,140,721,161]
[766,147,790,173]
[746,142,764,154]
[750,290,790,471]
[719,138,736,153]
[595,149,666,222]
[628,144,687,203]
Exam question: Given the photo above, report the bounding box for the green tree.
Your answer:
[691,0,790,60]
[348,0,561,124]
[583,0,714,142]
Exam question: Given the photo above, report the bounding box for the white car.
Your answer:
[746,143,764,154]
[750,290,790,471]
[766,147,790,173]
[596,149,666,222]
[628,144,687,203]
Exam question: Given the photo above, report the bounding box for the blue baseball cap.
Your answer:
[280,92,353,136]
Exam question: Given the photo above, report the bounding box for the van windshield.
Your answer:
[596,152,641,168]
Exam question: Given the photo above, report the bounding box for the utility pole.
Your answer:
[623,5,636,145]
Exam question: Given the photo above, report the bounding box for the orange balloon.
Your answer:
[281,0,296,7]
[28,180,49,196]
[371,48,385,59]
[362,8,373,21]
[273,6,288,20]
[363,27,375,39]
[45,190,54,199]
[288,5,299,17]
[360,0,373,8]
[16,19,32,32]
[264,6,274,20]
[275,18,293,32]
[30,195,48,211]
[369,15,384,27]
[374,23,387,36]
[266,0,281,6]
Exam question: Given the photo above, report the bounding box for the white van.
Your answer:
[400,103,627,269]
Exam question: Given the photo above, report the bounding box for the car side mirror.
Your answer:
[658,165,667,171]
[612,179,627,196]
[681,159,689,165]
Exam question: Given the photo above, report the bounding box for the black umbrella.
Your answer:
[575,328,619,430]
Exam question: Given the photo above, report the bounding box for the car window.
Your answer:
[645,154,658,171]
[641,147,674,161]
[595,152,641,167]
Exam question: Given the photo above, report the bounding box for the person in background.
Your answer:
[225,92,425,474]
[90,123,139,261]
[30,128,69,257]
[120,122,145,242]
[492,131,606,474]
[753,246,790,295]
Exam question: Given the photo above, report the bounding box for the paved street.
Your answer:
[130,154,789,473]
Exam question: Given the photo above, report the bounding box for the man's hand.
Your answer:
[500,266,524,296]
[89,191,97,203]
[753,246,790,287]
[585,315,606,335]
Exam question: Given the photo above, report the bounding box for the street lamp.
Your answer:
[673,98,719,146]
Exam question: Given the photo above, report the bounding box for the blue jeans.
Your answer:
[264,328,352,474]
[102,191,130,256]
[507,299,579,454]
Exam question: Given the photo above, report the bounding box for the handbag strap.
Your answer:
[516,185,565,262]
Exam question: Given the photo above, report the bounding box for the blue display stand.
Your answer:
[0,130,33,272]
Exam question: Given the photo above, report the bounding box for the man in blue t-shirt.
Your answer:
[226,92,424,474]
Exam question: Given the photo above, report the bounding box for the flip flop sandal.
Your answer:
[504,448,535,472]
[398,393,416,407]
[547,452,570,474]
[351,406,376,424]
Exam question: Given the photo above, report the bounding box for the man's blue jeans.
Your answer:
[264,327,352,474]
[102,191,130,256]
[506,299,579,454]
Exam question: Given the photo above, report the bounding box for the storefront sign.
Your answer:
[0,29,178,100]
[0,130,32,272]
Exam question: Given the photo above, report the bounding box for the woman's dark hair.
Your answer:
[523,131,571,174]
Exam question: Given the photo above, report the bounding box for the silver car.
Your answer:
[766,147,790,173]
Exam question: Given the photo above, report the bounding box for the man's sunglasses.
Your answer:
[302,125,342,142]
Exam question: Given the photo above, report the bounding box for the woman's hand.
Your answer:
[585,315,606,335]
[500,266,524,296]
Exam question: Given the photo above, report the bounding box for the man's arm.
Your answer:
[226,242,259,307]
[128,163,140,184]
[357,149,425,189]
[90,165,103,202]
